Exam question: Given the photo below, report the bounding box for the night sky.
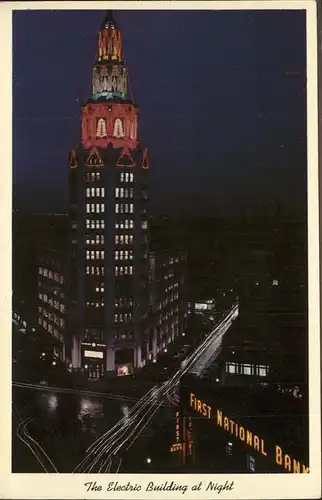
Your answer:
[13,9,307,217]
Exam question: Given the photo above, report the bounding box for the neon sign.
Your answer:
[189,392,309,473]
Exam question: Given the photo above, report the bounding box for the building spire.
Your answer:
[97,10,122,62]
[101,10,118,30]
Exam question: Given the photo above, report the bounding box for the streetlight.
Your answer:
[146,457,152,464]
[182,332,186,337]
[52,361,56,366]
[164,348,168,353]
[215,378,220,383]
[92,342,96,347]
[152,359,156,363]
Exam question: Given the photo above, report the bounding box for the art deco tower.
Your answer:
[68,11,150,377]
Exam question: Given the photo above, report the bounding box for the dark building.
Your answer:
[221,217,308,391]
[12,211,38,327]
[68,12,150,376]
[179,375,309,474]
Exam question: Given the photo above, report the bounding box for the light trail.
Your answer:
[12,381,175,407]
[73,303,238,473]
[16,416,58,473]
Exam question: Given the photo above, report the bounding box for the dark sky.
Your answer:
[13,9,307,217]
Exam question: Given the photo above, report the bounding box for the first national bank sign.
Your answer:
[189,392,309,473]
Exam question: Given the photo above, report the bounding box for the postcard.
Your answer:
[0,1,320,499]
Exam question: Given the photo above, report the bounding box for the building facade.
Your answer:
[144,251,187,365]
[37,246,67,360]
[68,12,150,376]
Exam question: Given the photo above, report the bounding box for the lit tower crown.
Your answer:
[81,10,138,150]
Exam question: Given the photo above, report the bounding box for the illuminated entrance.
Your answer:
[81,342,106,378]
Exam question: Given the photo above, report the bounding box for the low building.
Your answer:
[37,246,67,360]
[179,374,309,474]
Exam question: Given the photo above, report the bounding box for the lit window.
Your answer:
[86,188,90,197]
[242,364,252,376]
[96,118,107,138]
[113,118,124,138]
[226,362,238,374]
[86,203,90,213]
[272,279,279,286]
[258,365,269,377]
[247,455,256,472]
[226,441,233,456]
[141,221,148,229]
[116,204,119,213]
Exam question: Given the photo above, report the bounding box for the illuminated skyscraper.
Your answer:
[68,12,150,377]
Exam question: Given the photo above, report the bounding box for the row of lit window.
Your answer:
[95,286,104,293]
[86,187,105,198]
[225,362,269,377]
[86,219,105,229]
[115,204,134,214]
[38,293,65,313]
[85,172,101,182]
[86,235,104,245]
[115,298,134,307]
[86,203,105,214]
[39,306,65,326]
[115,188,133,199]
[115,250,133,260]
[163,257,180,267]
[114,313,132,323]
[38,317,64,340]
[86,266,104,275]
[115,219,134,229]
[39,267,65,284]
[160,294,179,308]
[164,272,175,281]
[115,266,133,276]
[115,234,133,245]
[165,282,179,293]
[38,310,64,329]
[120,172,134,183]
[86,250,105,260]
[86,301,104,307]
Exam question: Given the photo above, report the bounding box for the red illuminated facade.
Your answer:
[68,11,150,376]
